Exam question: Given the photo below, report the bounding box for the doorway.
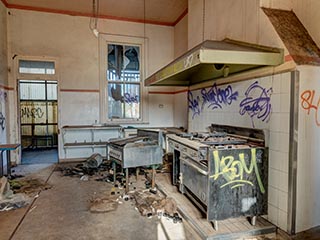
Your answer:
[19,80,58,164]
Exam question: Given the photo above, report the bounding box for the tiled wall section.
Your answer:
[188,72,291,231]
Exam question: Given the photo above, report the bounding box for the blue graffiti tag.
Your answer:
[239,81,273,127]
[201,83,239,110]
[188,91,201,119]
[124,93,139,104]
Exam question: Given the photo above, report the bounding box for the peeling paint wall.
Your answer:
[7,9,175,161]
[187,0,289,55]
[174,14,188,58]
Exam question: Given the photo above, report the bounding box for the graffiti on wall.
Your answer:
[301,89,320,126]
[210,148,265,194]
[188,83,239,119]
[0,90,7,131]
[239,81,273,128]
[21,107,44,119]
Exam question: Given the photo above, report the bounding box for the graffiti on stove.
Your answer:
[21,107,44,119]
[300,89,320,126]
[210,148,265,194]
[239,81,272,128]
[188,83,239,119]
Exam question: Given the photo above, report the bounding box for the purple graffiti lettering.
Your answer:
[188,91,201,119]
[201,83,238,110]
[124,93,139,104]
[0,112,5,130]
[239,81,272,128]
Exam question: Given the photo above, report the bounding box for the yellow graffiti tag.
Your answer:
[210,149,265,193]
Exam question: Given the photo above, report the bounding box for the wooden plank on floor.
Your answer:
[156,173,276,240]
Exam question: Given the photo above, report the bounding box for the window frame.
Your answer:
[99,34,148,124]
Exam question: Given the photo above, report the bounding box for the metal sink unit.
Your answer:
[167,125,268,230]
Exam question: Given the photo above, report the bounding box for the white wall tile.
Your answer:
[280,93,290,113]
[268,186,279,207]
[279,113,290,134]
[279,133,290,153]
[269,131,281,151]
[268,204,278,225]
[278,191,288,212]
[279,151,289,173]
[279,172,289,193]
[272,74,281,94]
[269,168,280,189]
[269,113,281,132]
[281,72,291,94]
[271,94,281,113]
[278,209,288,231]
[269,150,281,171]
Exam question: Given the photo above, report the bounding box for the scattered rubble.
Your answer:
[0,176,32,212]
[9,178,52,195]
[131,189,182,223]
[90,197,118,213]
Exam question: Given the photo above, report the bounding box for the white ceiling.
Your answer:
[5,0,188,25]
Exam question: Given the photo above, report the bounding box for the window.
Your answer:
[106,43,141,120]
[19,60,55,75]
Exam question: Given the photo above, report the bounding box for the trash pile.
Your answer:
[0,176,30,211]
[132,190,182,223]
[58,153,115,181]
[0,175,52,212]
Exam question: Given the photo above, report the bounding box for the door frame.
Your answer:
[14,56,60,164]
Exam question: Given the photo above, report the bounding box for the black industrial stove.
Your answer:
[167,124,268,230]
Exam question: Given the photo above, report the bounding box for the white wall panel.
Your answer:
[296,66,320,232]
[187,72,292,231]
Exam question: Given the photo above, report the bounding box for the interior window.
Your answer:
[107,44,141,120]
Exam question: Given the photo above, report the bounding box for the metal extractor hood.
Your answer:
[145,38,284,86]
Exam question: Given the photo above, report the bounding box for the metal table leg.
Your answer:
[125,168,129,193]
[151,165,156,189]
[6,150,10,176]
[113,161,116,183]
[0,150,3,177]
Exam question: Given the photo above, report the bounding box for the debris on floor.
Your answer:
[90,197,118,213]
[9,178,52,195]
[0,176,31,211]
[131,189,182,223]
[57,154,114,179]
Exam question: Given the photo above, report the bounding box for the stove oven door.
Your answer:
[180,155,209,206]
[207,147,268,221]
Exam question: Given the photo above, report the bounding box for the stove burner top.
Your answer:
[200,137,247,145]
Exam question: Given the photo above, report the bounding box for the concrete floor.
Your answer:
[0,164,193,240]
[1,164,320,240]
[21,149,58,165]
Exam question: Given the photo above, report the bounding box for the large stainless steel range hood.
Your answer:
[145,39,284,86]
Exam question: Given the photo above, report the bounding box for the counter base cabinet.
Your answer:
[61,125,122,160]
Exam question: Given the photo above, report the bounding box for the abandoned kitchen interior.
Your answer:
[0,0,320,239]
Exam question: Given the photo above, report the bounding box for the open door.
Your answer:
[19,80,58,164]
